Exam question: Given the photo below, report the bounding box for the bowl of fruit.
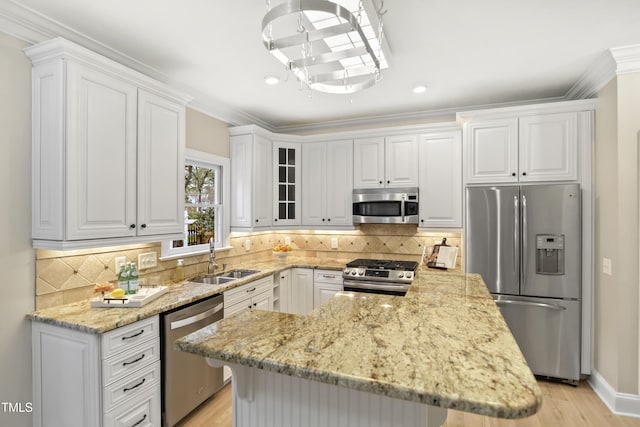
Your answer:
[272,243,293,261]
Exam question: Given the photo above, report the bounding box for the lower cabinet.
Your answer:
[32,315,161,427]
[313,269,344,309]
[289,268,314,315]
[224,276,274,317]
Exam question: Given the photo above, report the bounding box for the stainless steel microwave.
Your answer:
[352,187,419,224]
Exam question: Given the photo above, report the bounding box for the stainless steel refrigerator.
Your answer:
[465,184,581,383]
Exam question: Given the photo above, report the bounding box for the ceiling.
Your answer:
[5,0,640,132]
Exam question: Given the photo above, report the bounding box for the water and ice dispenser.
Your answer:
[536,234,565,275]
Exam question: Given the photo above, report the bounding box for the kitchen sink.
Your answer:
[191,276,236,285]
[219,269,260,279]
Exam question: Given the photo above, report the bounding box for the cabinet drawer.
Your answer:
[102,316,159,358]
[104,386,160,427]
[314,269,343,284]
[102,338,160,386]
[224,277,273,307]
[103,360,160,413]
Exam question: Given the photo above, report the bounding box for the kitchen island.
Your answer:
[176,270,542,427]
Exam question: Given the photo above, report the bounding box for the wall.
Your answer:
[186,107,230,157]
[0,32,35,427]
[594,73,640,395]
[36,226,463,309]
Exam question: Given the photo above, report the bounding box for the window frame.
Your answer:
[160,148,231,260]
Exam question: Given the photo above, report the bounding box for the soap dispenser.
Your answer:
[175,259,184,281]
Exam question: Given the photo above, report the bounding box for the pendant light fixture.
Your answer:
[262,0,388,94]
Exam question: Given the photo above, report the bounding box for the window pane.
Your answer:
[288,203,295,219]
[182,163,217,246]
[288,167,295,183]
[288,185,295,201]
[279,166,286,183]
[287,148,295,165]
[279,184,286,201]
[279,203,286,219]
[279,148,286,165]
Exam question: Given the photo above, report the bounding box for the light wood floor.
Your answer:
[177,379,640,427]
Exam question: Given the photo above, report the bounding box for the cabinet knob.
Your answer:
[129,224,136,229]
[327,218,331,222]
[379,180,383,184]
[322,218,325,222]
[255,219,259,223]
[274,218,278,222]
[420,219,424,223]
[140,224,146,229]
[511,172,516,177]
[387,180,390,184]
[522,172,527,176]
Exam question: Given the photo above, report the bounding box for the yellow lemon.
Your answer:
[111,288,125,298]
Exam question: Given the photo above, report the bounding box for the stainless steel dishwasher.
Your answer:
[162,294,224,427]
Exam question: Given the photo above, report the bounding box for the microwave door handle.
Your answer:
[400,198,406,223]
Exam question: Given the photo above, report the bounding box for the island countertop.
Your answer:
[176,269,542,419]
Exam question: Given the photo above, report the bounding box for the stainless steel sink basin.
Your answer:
[191,276,236,285]
[219,269,260,279]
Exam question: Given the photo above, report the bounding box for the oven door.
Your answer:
[343,279,408,296]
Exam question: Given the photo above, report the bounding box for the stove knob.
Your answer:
[397,272,405,279]
[350,269,357,275]
[358,268,365,276]
[406,272,413,279]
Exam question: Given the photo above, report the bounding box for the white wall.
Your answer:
[0,32,35,426]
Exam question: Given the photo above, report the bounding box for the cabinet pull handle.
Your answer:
[123,377,146,393]
[322,274,336,279]
[140,224,146,229]
[131,414,147,427]
[246,287,256,293]
[121,329,145,341]
[122,353,146,367]
[129,224,136,229]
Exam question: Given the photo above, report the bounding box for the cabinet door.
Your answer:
[290,268,314,315]
[65,61,138,240]
[137,89,185,236]
[353,137,385,188]
[278,269,291,313]
[253,135,273,227]
[273,141,301,226]
[313,283,344,309]
[419,131,462,228]
[252,291,273,311]
[518,112,578,182]
[385,135,419,187]
[465,118,518,184]
[326,140,354,225]
[302,142,328,225]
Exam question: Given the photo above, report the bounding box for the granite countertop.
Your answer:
[176,269,542,419]
[27,256,349,334]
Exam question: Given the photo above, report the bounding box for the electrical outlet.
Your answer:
[284,236,291,245]
[245,239,251,251]
[602,257,612,276]
[115,256,127,272]
[138,252,157,270]
[331,237,338,249]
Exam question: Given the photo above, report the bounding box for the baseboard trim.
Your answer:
[588,369,640,418]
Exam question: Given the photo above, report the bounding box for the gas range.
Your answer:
[342,258,419,296]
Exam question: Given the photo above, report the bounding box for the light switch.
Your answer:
[284,236,291,245]
[114,256,126,273]
[331,238,338,249]
[138,252,157,270]
[602,257,612,276]
[245,240,251,251]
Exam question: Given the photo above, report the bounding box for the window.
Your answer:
[161,149,230,259]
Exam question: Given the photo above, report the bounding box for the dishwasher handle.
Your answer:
[170,303,224,330]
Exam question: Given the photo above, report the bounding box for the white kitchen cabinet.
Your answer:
[418,130,463,228]
[289,268,314,315]
[302,139,353,226]
[354,135,419,188]
[26,38,189,249]
[275,269,291,313]
[313,269,344,309]
[463,111,580,184]
[32,315,161,427]
[273,140,302,226]
[230,131,272,230]
[518,112,578,182]
[224,276,274,316]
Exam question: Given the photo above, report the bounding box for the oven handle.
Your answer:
[343,279,410,293]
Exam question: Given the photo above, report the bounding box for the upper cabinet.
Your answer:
[302,139,353,227]
[26,38,191,249]
[353,135,419,188]
[230,130,272,230]
[273,140,301,227]
[418,130,462,228]
[459,103,592,185]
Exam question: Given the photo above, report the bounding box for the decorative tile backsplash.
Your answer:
[35,225,463,309]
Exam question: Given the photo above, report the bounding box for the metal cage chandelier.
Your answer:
[262,0,388,94]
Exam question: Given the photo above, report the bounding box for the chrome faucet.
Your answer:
[208,237,218,275]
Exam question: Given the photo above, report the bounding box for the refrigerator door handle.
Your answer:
[521,194,528,285]
[513,195,519,278]
[495,299,567,311]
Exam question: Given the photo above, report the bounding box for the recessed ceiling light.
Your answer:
[264,75,280,85]
[413,85,427,94]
